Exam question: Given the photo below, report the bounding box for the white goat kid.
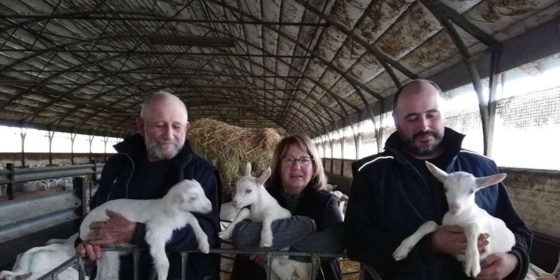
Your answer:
[219,163,311,280]
[393,162,515,278]
[80,179,212,280]
[219,163,290,247]
[0,233,86,280]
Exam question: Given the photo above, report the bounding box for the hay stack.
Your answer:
[188,118,282,195]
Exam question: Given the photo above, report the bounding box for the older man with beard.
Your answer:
[76,91,222,280]
[344,80,532,280]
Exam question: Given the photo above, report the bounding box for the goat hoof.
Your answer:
[218,231,230,240]
[199,242,210,254]
[392,245,410,261]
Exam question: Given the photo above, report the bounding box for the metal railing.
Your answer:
[36,247,366,280]
[0,162,103,201]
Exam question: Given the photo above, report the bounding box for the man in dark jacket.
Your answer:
[344,80,533,280]
[77,91,222,280]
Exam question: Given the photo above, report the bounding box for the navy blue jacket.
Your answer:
[89,134,222,280]
[344,128,532,280]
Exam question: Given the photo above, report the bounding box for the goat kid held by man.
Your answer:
[393,162,515,278]
[80,179,212,280]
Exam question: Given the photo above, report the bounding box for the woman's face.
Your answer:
[280,145,314,194]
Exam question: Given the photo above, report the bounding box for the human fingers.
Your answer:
[88,238,115,246]
[480,253,500,268]
[89,221,105,230]
[84,243,102,261]
[477,238,489,253]
[76,243,86,257]
[249,255,267,268]
[442,225,464,233]
[105,209,126,221]
[432,226,467,255]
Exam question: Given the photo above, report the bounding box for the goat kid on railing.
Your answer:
[0,233,86,280]
[219,162,313,280]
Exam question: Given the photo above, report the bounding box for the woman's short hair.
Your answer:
[268,134,327,190]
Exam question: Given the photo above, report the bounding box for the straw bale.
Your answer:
[188,118,282,195]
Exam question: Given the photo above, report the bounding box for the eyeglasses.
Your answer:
[281,157,313,166]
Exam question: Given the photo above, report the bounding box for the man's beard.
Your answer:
[144,133,185,161]
[400,129,444,156]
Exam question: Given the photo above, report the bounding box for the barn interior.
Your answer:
[1,0,559,278]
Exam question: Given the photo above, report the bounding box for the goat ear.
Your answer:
[256,167,272,186]
[425,161,448,183]
[173,194,185,205]
[245,162,252,177]
[475,173,507,189]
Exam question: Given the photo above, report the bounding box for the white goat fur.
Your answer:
[393,162,515,278]
[219,163,312,280]
[80,179,212,280]
[0,233,87,280]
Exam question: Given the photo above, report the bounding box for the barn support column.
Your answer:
[326,128,334,174]
[354,112,363,160]
[70,132,77,165]
[88,135,94,163]
[103,136,109,162]
[321,135,328,168]
[19,127,27,167]
[429,6,502,156]
[6,163,15,200]
[376,102,386,154]
[486,50,502,157]
[48,130,55,166]
[339,123,345,176]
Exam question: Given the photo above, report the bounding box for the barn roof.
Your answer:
[1,0,559,137]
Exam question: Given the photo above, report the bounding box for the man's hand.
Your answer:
[431,226,489,255]
[87,209,136,246]
[475,253,518,280]
[76,241,102,262]
[249,254,267,269]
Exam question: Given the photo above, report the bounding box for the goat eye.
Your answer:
[469,190,475,194]
[189,197,197,202]
[245,189,252,194]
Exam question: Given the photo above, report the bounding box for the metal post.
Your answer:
[181,252,189,280]
[7,163,15,200]
[311,253,320,280]
[133,248,140,280]
[71,133,76,165]
[78,258,86,280]
[20,127,26,167]
[48,130,55,166]
[266,251,273,280]
[88,135,94,163]
[73,177,88,217]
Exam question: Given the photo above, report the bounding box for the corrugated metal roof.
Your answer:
[0,0,559,137]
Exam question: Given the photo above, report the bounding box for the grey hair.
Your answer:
[140,90,188,121]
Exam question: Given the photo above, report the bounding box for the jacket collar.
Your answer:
[384,127,465,163]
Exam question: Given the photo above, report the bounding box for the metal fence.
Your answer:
[0,163,102,244]
[35,247,371,280]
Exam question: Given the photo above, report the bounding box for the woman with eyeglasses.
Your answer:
[229,134,344,280]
